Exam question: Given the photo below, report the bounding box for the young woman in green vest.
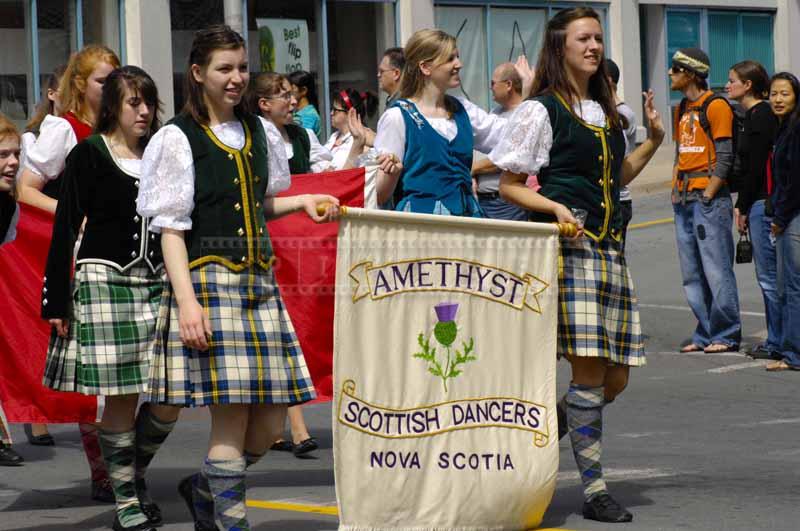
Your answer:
[248,72,332,174]
[137,25,338,531]
[491,7,665,524]
[42,66,180,531]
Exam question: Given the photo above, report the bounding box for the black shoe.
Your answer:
[582,492,633,523]
[270,440,294,452]
[111,516,156,531]
[749,345,783,360]
[140,502,163,527]
[556,400,568,440]
[0,442,24,466]
[293,437,318,456]
[23,424,55,446]
[177,475,220,531]
[91,478,116,503]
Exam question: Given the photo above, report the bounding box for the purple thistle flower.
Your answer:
[435,302,459,323]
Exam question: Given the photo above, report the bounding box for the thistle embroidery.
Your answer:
[413,302,477,393]
[396,100,426,130]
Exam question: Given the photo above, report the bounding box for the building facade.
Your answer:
[2,0,799,141]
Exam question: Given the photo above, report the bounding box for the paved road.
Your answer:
[2,189,798,531]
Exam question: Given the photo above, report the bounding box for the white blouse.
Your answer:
[323,131,358,171]
[374,96,508,160]
[137,118,290,233]
[489,99,607,175]
[282,127,333,173]
[23,115,78,179]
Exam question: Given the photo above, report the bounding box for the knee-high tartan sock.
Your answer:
[80,423,110,484]
[192,451,264,525]
[203,457,249,531]
[98,429,149,528]
[565,384,607,500]
[134,403,176,504]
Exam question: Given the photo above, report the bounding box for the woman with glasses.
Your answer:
[247,72,332,174]
[325,89,378,171]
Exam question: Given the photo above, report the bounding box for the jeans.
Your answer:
[673,194,742,347]
[478,194,529,222]
[776,213,800,367]
[748,200,783,352]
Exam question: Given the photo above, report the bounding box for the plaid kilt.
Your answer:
[557,237,646,366]
[43,263,164,395]
[146,262,316,407]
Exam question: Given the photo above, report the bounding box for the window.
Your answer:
[0,1,29,125]
[665,8,775,102]
[434,2,607,110]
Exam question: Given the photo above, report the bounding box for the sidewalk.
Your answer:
[628,143,674,198]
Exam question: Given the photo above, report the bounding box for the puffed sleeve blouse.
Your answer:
[137,116,291,233]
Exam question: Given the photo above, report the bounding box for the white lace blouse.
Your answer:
[374,96,508,160]
[489,99,607,175]
[23,115,78,179]
[137,117,290,233]
[323,131,357,171]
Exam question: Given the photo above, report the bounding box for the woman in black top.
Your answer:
[725,61,779,359]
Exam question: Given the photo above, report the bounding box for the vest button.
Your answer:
[134,181,139,188]
[42,298,48,306]
[259,227,264,235]
[598,179,603,185]
[234,178,240,185]
[149,250,154,257]
[255,176,261,183]
[237,228,245,236]
[595,132,600,138]
[234,203,241,211]
[240,256,247,263]
[598,155,604,161]
[247,151,253,158]
[134,215,140,222]
[227,153,234,160]
[131,251,137,258]
[601,202,606,208]
[43,287,47,294]
[133,234,139,241]
[255,201,261,208]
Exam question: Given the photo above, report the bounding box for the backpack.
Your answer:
[676,93,743,192]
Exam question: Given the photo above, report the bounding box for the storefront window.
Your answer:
[0,0,29,126]
[170,0,224,113]
[82,0,122,56]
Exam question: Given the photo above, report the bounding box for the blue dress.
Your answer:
[392,97,483,217]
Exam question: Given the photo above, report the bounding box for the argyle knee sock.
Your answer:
[565,384,607,500]
[191,471,216,525]
[98,429,148,528]
[203,457,249,531]
[80,423,110,484]
[134,403,176,504]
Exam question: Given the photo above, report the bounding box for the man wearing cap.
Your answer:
[669,47,742,354]
[605,59,638,249]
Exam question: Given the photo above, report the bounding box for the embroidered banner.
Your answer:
[333,208,560,531]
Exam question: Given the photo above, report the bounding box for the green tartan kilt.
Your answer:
[43,263,164,396]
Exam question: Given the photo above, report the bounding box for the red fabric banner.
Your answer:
[0,168,364,420]
[268,168,366,400]
[0,203,98,423]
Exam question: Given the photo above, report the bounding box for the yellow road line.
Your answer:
[247,499,576,530]
[629,217,673,230]
[247,499,338,515]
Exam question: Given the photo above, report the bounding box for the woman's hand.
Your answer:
[377,152,403,177]
[298,194,340,223]
[178,298,212,351]
[514,55,535,98]
[49,318,70,338]
[735,208,748,233]
[642,89,665,144]
[771,222,784,237]
[348,108,367,147]
[553,203,583,239]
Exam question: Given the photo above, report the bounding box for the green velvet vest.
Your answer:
[286,123,311,174]
[169,112,273,271]
[532,93,626,242]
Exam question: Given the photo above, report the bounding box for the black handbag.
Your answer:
[736,231,753,264]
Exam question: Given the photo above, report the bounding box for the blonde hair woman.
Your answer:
[373,29,532,216]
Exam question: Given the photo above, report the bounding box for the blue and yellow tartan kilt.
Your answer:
[43,263,164,395]
[557,237,646,367]
[146,262,316,407]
